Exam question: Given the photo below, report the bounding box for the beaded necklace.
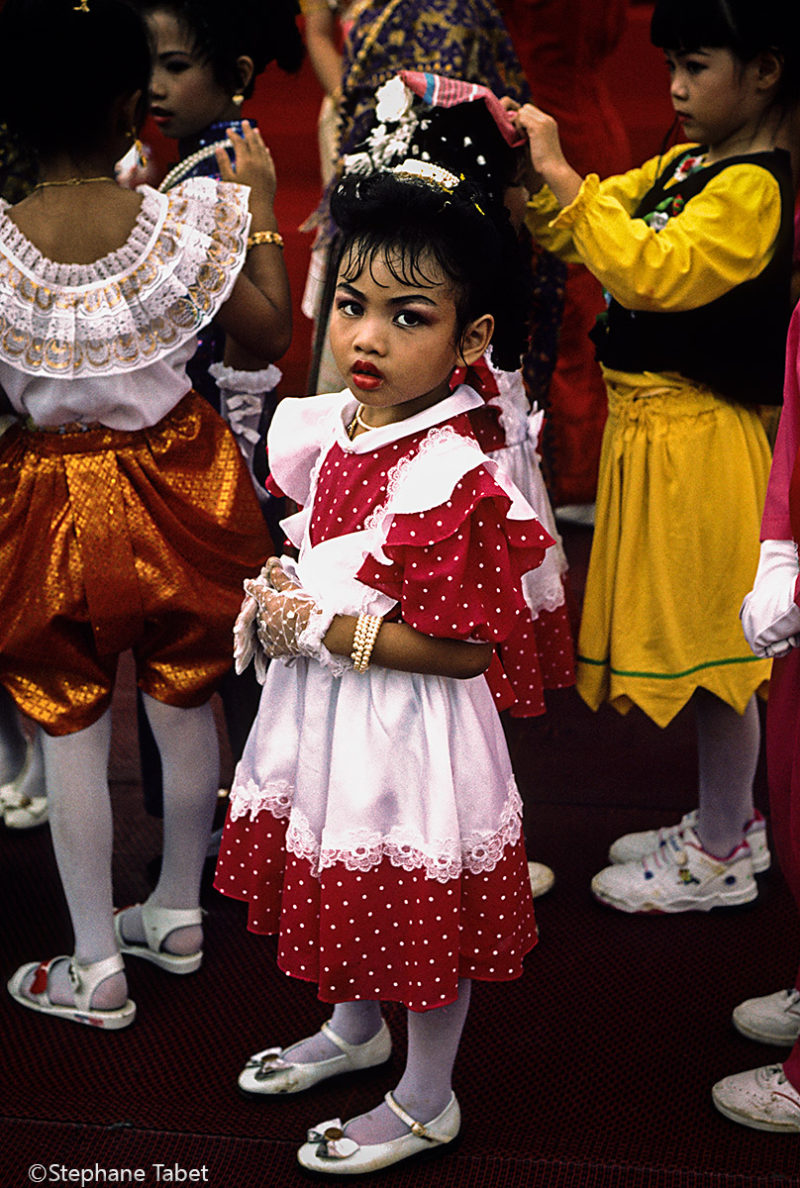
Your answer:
[158,140,229,192]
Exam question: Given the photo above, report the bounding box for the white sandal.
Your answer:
[7,953,136,1030]
[113,902,203,974]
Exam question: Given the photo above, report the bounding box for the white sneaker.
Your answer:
[608,810,770,873]
[733,989,800,1046]
[712,1064,800,1133]
[591,825,757,913]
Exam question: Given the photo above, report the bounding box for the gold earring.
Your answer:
[232,92,245,107]
[128,129,147,168]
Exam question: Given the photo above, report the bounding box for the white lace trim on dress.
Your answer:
[229,775,524,882]
[0,178,250,377]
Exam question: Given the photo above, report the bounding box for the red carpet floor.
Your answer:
[2,526,800,1188]
[3,10,800,1186]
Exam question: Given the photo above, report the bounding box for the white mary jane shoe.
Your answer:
[297,1090,461,1175]
[238,1018,392,1097]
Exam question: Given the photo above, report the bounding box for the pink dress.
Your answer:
[214,385,549,1010]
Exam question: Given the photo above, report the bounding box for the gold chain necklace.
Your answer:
[32,176,116,192]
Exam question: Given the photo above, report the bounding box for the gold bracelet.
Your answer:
[351,613,382,673]
[247,230,284,250]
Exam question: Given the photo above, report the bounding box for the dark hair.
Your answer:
[401,101,522,206]
[329,170,531,371]
[651,0,800,105]
[133,0,304,96]
[0,0,151,163]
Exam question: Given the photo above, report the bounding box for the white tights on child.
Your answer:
[287,980,472,1143]
[25,697,219,1010]
[694,689,760,859]
[0,686,27,784]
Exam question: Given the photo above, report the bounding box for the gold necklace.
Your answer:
[347,404,379,439]
[32,176,116,192]
[353,404,377,431]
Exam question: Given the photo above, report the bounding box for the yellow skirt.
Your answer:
[576,368,772,728]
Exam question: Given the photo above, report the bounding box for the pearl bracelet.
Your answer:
[247,230,284,250]
[351,613,382,673]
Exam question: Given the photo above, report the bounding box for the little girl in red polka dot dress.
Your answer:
[214,139,552,1175]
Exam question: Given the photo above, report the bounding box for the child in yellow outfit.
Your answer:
[514,0,800,913]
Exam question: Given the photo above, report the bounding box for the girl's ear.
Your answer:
[459,314,495,366]
[115,89,145,136]
[756,49,783,92]
[235,55,255,97]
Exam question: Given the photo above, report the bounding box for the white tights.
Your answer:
[286,980,472,1144]
[694,689,760,858]
[32,695,219,1009]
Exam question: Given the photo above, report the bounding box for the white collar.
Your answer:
[335,384,484,453]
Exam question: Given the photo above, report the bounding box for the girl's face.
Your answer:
[665,46,767,154]
[329,247,491,426]
[147,10,238,139]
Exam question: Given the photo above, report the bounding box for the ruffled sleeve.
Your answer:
[525,150,782,313]
[266,391,350,505]
[0,177,250,378]
[356,466,554,643]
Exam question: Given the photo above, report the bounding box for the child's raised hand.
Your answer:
[513,103,582,208]
[216,121,277,205]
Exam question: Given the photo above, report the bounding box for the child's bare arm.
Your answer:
[259,559,493,680]
[514,103,583,209]
[214,123,292,361]
[303,3,343,99]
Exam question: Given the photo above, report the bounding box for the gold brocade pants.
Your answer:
[0,392,270,735]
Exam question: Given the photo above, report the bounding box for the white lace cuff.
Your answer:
[296,601,353,676]
[208,361,282,394]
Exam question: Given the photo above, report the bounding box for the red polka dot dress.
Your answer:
[463,356,576,716]
[215,387,549,1011]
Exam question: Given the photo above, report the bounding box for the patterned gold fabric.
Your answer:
[0,392,270,735]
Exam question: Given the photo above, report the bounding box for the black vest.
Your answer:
[589,149,795,405]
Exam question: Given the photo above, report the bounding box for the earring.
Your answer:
[128,130,147,169]
[232,93,245,107]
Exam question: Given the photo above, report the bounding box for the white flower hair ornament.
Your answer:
[342,77,427,176]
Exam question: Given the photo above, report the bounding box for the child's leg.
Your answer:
[695,690,760,858]
[282,999,385,1064]
[117,696,218,956]
[0,686,27,785]
[344,979,471,1144]
[16,710,127,1009]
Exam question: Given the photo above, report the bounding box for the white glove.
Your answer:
[740,538,800,658]
[233,557,351,679]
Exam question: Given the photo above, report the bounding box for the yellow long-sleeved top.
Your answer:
[523,143,783,313]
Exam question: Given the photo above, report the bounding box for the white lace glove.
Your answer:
[740,539,800,658]
[233,557,352,680]
[209,362,281,504]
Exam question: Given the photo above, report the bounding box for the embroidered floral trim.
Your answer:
[228,776,294,821]
[0,178,249,377]
[282,778,523,883]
